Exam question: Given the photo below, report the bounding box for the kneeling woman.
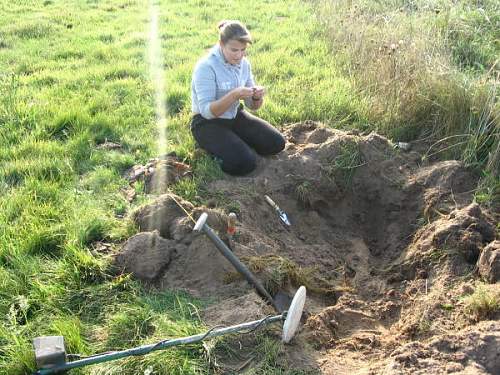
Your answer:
[190,20,285,175]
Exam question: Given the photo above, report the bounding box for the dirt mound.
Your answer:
[132,193,194,239]
[115,231,173,281]
[202,293,267,327]
[385,321,500,374]
[316,321,500,374]
[115,121,498,373]
[388,203,497,282]
[129,195,239,297]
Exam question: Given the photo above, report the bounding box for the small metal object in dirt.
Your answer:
[394,142,411,151]
[264,195,291,227]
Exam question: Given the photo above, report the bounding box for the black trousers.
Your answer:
[191,108,285,175]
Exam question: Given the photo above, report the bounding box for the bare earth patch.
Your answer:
[115,121,499,374]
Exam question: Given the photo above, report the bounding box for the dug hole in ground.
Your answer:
[115,121,499,374]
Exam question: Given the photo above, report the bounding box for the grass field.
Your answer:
[0,0,497,374]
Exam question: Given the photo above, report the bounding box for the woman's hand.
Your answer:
[209,87,255,117]
[251,86,265,100]
[233,87,255,100]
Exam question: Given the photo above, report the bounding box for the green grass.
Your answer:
[0,0,498,373]
[295,180,314,207]
[463,284,500,321]
[320,139,365,188]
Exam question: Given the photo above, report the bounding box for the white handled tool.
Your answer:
[265,195,291,227]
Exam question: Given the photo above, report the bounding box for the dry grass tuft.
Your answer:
[224,255,349,296]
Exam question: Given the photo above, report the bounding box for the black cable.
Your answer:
[234,315,275,335]
[65,350,117,361]
[61,313,287,363]
[144,313,285,354]
[141,324,226,355]
[61,325,227,363]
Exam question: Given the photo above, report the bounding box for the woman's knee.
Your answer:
[222,152,256,175]
[259,132,285,156]
[273,133,286,154]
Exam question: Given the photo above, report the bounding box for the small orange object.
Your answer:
[227,212,237,236]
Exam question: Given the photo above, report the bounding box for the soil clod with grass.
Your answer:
[116,122,499,373]
[478,240,500,283]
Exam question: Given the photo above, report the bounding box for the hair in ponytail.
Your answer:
[217,20,252,44]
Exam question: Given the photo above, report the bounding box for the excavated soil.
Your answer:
[116,121,499,374]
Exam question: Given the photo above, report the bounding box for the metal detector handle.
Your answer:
[265,195,279,211]
[193,212,208,232]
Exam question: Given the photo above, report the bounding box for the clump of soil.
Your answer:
[115,121,498,373]
[115,231,173,281]
[478,240,500,283]
[124,154,191,193]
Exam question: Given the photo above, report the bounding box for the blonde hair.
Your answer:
[217,20,252,44]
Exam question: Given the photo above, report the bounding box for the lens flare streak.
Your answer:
[147,1,167,156]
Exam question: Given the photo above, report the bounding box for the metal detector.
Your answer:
[33,287,306,374]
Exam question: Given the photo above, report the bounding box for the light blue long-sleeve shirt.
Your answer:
[191,44,255,120]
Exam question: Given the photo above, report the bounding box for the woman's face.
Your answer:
[220,39,247,65]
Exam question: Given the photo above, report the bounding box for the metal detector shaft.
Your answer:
[201,224,282,313]
[35,315,284,375]
[193,213,281,312]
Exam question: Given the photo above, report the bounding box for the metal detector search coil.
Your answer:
[282,285,306,343]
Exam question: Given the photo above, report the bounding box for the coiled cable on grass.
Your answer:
[65,314,283,361]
